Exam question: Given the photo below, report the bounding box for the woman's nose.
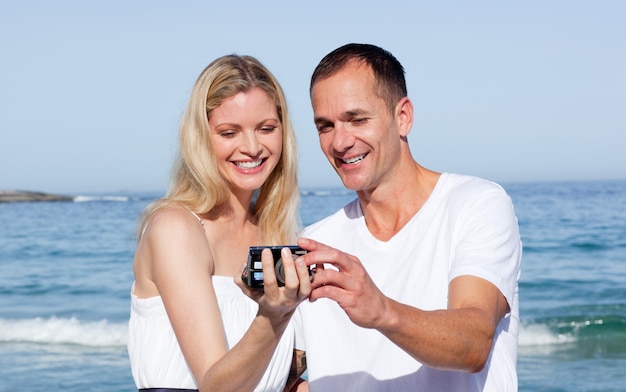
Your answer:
[240,130,262,156]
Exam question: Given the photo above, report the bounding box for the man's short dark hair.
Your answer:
[310,43,407,111]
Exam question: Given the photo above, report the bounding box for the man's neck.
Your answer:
[357,163,440,241]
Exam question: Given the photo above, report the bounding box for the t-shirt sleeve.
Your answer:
[448,184,522,308]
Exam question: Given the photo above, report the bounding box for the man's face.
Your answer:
[311,61,403,192]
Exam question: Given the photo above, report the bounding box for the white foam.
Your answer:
[73,195,129,202]
[518,323,575,346]
[0,317,127,347]
[301,189,354,197]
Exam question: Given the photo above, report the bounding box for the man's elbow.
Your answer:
[466,359,487,374]
[463,340,493,373]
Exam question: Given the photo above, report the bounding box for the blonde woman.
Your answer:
[128,55,310,392]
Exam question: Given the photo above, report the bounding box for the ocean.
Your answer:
[0,180,625,391]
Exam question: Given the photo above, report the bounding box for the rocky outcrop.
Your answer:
[0,190,74,203]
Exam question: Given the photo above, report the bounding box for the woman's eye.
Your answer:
[259,125,277,133]
[220,130,236,138]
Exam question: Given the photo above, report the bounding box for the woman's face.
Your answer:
[208,87,283,194]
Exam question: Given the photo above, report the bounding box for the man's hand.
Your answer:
[297,237,391,330]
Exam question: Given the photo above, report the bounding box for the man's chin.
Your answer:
[338,176,368,192]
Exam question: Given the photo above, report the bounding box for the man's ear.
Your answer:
[396,97,414,138]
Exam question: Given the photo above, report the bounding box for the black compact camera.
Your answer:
[242,245,311,288]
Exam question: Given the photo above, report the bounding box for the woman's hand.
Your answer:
[237,247,312,323]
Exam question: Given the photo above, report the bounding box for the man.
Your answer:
[295,43,522,391]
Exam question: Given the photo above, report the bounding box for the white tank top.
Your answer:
[128,210,294,390]
[128,276,295,390]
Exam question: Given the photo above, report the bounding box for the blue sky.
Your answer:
[1,1,624,194]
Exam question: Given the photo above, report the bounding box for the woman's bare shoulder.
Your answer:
[144,205,204,237]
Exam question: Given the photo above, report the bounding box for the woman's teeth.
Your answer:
[235,159,262,169]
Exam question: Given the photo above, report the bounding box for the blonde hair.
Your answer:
[139,55,300,244]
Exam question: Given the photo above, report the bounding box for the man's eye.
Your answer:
[317,123,333,133]
[351,118,367,126]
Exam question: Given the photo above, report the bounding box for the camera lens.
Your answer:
[274,258,285,285]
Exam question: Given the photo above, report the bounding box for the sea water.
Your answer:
[0,180,625,391]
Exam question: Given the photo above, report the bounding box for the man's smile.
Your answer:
[340,153,367,165]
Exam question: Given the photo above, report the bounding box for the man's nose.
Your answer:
[332,122,356,152]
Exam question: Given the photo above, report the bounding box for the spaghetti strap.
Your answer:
[140,207,204,239]
[188,210,204,226]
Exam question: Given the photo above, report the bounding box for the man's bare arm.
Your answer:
[284,349,307,392]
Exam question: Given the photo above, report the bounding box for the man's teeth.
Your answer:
[235,160,262,169]
[343,154,366,164]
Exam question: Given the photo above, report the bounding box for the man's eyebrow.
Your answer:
[314,116,331,126]
[315,109,369,125]
[340,109,369,120]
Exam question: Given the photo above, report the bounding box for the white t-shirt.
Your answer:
[295,173,522,391]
